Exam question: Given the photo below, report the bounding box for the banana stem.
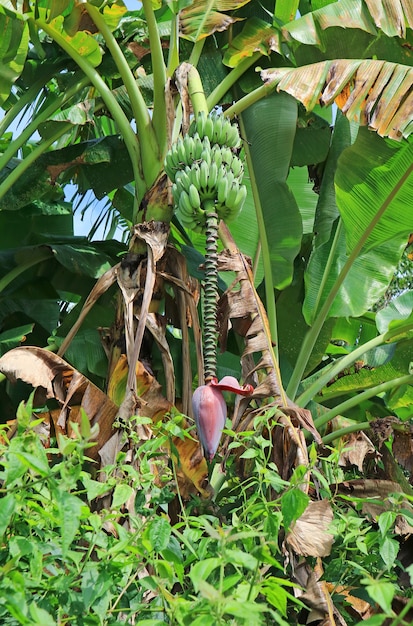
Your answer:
[187,65,209,117]
[203,203,219,382]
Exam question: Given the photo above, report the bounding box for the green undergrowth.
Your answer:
[0,397,412,625]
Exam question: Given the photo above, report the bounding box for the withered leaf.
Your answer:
[287,499,334,557]
[0,346,118,460]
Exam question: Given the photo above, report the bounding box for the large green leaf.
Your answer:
[240,91,302,290]
[287,167,318,235]
[227,172,264,286]
[303,127,412,322]
[302,113,354,323]
[284,0,377,45]
[336,130,413,254]
[0,6,29,106]
[304,223,406,321]
[311,113,358,249]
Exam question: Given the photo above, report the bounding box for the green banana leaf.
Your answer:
[240,91,302,290]
[303,127,413,322]
[336,130,413,254]
[0,6,29,107]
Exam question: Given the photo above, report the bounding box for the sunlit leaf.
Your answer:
[180,0,250,41]
[336,130,413,253]
[45,14,102,67]
[303,128,413,322]
[275,0,300,24]
[0,7,29,106]
[223,17,281,68]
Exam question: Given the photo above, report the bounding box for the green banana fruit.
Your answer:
[199,160,209,191]
[188,184,201,210]
[178,190,194,217]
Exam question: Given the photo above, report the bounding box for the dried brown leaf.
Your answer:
[335,428,377,471]
[0,346,118,460]
[218,224,321,452]
[287,500,334,557]
[217,225,287,406]
[261,60,413,140]
[293,559,347,625]
[58,265,118,357]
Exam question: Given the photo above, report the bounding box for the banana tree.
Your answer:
[1,0,413,620]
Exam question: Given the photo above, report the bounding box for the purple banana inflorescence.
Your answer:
[192,376,254,461]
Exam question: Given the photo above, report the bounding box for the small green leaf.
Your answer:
[225,548,258,571]
[148,517,171,552]
[111,483,134,510]
[379,536,399,571]
[189,558,221,592]
[0,494,16,540]
[362,579,395,614]
[81,473,111,501]
[56,490,83,556]
[378,511,396,537]
[281,488,310,532]
[14,451,49,477]
[240,448,258,459]
[29,603,57,626]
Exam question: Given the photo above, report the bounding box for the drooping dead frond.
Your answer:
[0,347,118,461]
[261,60,413,140]
[217,223,321,445]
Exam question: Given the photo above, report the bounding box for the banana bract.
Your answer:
[193,376,253,461]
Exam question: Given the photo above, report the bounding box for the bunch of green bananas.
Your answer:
[164,112,246,231]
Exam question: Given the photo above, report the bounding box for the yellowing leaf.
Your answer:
[261,60,413,140]
[180,0,250,41]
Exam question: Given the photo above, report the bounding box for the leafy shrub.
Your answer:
[0,397,412,625]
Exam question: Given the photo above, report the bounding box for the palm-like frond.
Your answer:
[262,60,413,140]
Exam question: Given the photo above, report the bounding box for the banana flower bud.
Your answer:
[192,376,253,461]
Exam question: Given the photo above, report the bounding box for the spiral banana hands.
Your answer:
[164,112,247,231]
